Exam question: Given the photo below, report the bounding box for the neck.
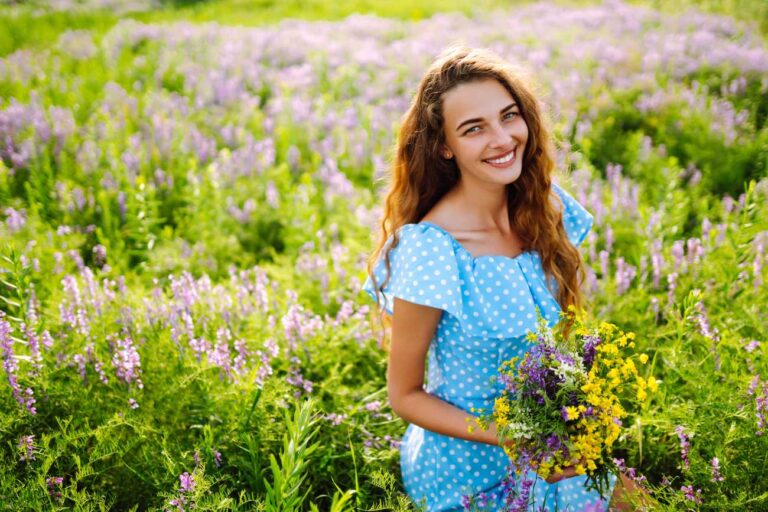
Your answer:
[451,178,510,231]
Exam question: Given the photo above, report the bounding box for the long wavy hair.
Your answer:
[367,46,587,320]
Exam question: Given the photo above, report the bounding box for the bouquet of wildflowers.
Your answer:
[473,306,657,499]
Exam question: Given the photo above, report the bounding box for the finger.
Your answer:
[545,468,577,483]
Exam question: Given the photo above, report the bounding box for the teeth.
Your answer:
[486,149,516,165]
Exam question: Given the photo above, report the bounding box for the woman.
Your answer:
[364,47,639,511]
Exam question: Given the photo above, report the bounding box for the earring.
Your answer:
[443,151,453,159]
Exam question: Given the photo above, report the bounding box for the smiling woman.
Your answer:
[364,47,641,511]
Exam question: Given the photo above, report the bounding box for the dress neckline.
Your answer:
[414,221,532,263]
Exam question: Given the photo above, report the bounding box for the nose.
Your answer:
[488,121,512,148]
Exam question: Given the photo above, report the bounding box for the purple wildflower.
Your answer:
[681,485,703,504]
[209,327,233,380]
[233,338,248,376]
[253,338,277,388]
[18,435,35,462]
[59,274,90,336]
[111,335,143,389]
[1,313,36,415]
[510,475,534,512]
[545,434,563,453]
[667,272,678,307]
[213,449,222,468]
[92,244,107,267]
[128,398,139,409]
[46,476,64,499]
[582,335,601,369]
[179,472,195,493]
[582,501,608,512]
[325,413,347,426]
[675,426,691,471]
[286,357,313,398]
[711,457,724,482]
[3,207,27,232]
[383,434,401,449]
[755,380,768,436]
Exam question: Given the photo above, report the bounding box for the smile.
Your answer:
[483,147,517,166]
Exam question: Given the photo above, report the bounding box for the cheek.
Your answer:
[455,138,485,159]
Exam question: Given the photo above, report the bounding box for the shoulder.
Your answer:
[389,222,456,261]
[363,222,462,317]
[550,182,593,247]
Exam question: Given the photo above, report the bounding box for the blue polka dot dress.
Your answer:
[363,184,617,511]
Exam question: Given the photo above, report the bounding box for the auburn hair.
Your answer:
[367,46,587,319]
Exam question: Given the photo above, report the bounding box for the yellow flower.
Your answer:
[566,406,580,421]
[639,353,649,364]
[495,397,510,427]
[647,375,658,393]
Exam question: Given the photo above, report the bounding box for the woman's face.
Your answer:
[441,78,529,189]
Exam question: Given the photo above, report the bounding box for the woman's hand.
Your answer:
[495,425,584,484]
[537,455,587,484]
[539,464,582,484]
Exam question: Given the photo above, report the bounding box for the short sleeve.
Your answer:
[552,182,593,247]
[361,224,462,317]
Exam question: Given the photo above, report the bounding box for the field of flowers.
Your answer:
[1,0,767,510]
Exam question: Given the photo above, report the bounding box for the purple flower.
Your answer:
[286,357,313,398]
[681,484,703,504]
[582,500,608,512]
[711,457,724,482]
[675,426,691,471]
[582,335,601,369]
[213,449,222,468]
[46,476,64,499]
[545,434,563,453]
[112,335,143,389]
[92,244,107,267]
[179,472,195,493]
[325,413,347,426]
[18,435,35,462]
[1,313,36,415]
[755,381,768,436]
[511,476,534,512]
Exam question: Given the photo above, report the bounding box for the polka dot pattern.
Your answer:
[363,184,610,511]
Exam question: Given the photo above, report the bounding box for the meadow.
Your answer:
[1,0,767,510]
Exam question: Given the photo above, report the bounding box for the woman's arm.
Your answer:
[387,297,498,445]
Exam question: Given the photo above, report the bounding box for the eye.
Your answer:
[463,126,481,135]
[503,111,519,121]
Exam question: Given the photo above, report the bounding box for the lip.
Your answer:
[483,147,518,167]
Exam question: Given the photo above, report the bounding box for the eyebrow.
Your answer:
[455,102,518,132]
